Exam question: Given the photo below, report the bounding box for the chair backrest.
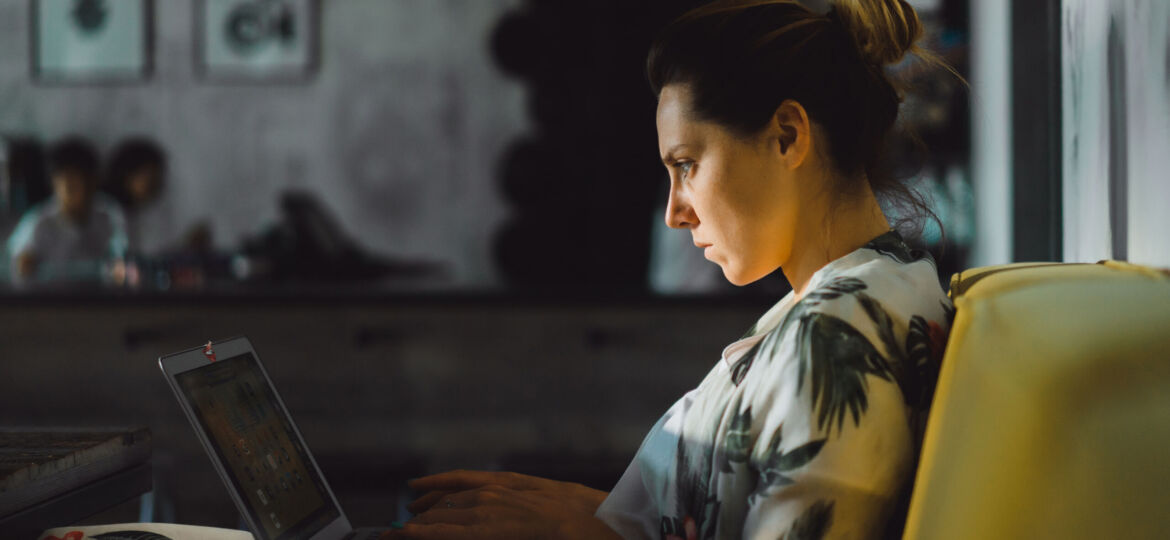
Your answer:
[903,261,1170,540]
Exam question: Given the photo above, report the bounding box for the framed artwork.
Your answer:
[31,0,153,83]
[196,0,319,83]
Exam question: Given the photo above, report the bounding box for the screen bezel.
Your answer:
[159,336,353,540]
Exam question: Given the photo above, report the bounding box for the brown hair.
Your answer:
[647,0,965,239]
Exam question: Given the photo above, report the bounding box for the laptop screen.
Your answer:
[176,352,341,540]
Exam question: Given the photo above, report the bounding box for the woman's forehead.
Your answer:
[658,86,749,159]
[657,86,709,146]
[656,85,694,125]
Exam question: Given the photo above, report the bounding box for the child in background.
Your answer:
[7,136,127,285]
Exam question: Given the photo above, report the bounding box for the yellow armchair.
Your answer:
[903,261,1170,539]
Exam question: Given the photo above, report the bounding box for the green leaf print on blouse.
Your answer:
[730,339,764,386]
[775,277,868,339]
[730,276,875,396]
[904,315,939,409]
[735,275,899,436]
[749,422,827,502]
[863,230,925,265]
[776,274,947,433]
[781,500,835,540]
[903,301,953,409]
[723,401,754,470]
[794,311,895,434]
[673,431,720,540]
[852,287,951,414]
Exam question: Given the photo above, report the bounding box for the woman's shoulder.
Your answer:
[808,232,951,323]
[749,234,952,368]
[731,236,954,432]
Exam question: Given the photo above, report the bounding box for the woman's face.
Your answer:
[656,84,810,286]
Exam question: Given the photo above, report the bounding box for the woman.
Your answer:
[392,0,957,538]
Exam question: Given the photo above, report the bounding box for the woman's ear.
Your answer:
[772,99,811,167]
[778,124,797,154]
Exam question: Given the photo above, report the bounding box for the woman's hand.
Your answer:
[384,470,618,540]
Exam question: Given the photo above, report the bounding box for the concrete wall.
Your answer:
[0,0,529,286]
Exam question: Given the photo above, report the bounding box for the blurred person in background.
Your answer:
[7,136,127,285]
[396,1,958,539]
[103,137,166,255]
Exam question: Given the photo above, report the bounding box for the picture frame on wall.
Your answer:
[31,0,153,83]
[196,0,320,83]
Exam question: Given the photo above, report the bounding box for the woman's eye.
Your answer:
[678,161,694,178]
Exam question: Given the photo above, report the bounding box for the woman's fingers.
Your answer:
[410,485,512,518]
[406,490,453,515]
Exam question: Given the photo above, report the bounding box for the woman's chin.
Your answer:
[721,263,774,287]
[720,266,752,287]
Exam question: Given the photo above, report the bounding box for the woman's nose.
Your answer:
[665,188,697,229]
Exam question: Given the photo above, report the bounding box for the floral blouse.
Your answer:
[595,230,953,540]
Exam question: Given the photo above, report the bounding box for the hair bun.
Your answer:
[827,0,923,66]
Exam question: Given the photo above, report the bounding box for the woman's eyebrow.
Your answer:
[661,144,691,165]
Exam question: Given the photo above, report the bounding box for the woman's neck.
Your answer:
[782,184,891,300]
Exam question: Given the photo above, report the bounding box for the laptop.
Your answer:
[159,336,392,540]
